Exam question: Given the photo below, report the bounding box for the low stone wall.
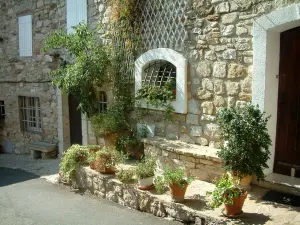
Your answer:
[75,166,223,225]
[143,137,224,182]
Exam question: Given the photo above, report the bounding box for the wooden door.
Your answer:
[68,95,82,145]
[274,27,300,177]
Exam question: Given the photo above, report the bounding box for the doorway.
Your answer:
[68,95,82,145]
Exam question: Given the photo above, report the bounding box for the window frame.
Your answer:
[135,48,188,114]
[0,101,5,120]
[19,96,42,133]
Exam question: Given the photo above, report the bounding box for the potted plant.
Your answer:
[59,145,89,183]
[207,174,247,217]
[116,168,135,184]
[216,104,271,188]
[91,103,128,148]
[117,135,143,160]
[164,167,193,202]
[87,151,97,170]
[135,157,156,190]
[95,147,126,174]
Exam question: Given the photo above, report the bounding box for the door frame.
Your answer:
[252,4,300,176]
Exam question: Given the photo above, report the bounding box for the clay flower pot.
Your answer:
[169,182,188,202]
[137,176,154,190]
[228,171,253,190]
[104,132,122,148]
[224,191,248,217]
[89,161,97,170]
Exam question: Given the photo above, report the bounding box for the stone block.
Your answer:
[214,95,226,107]
[222,25,235,36]
[226,81,240,96]
[214,79,226,94]
[201,102,214,115]
[228,63,247,78]
[205,50,217,61]
[222,12,238,24]
[201,114,216,122]
[202,78,213,91]
[195,137,209,146]
[213,62,227,78]
[223,49,237,59]
[190,126,203,137]
[196,88,213,100]
[188,99,200,114]
[31,150,41,159]
[180,134,195,144]
[215,2,230,13]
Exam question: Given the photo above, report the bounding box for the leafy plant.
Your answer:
[90,102,127,136]
[42,23,110,117]
[163,167,193,189]
[117,134,143,159]
[154,176,167,194]
[136,79,176,121]
[95,147,127,169]
[135,157,156,179]
[59,145,89,181]
[216,104,272,181]
[207,174,245,208]
[116,168,135,183]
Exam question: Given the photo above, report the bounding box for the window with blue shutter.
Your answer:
[67,0,87,34]
[18,15,32,57]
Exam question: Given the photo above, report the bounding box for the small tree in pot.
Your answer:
[216,104,272,187]
[164,167,193,202]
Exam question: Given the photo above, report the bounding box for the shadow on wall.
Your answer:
[0,167,40,187]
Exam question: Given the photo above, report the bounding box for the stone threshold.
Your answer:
[143,137,221,163]
[74,166,300,225]
[254,173,300,196]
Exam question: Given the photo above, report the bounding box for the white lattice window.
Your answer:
[19,96,42,133]
[98,91,107,113]
[135,48,188,114]
[0,101,5,120]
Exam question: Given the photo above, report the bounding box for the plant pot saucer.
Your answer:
[222,209,243,218]
[136,184,155,191]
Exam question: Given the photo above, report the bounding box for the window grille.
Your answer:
[0,101,5,120]
[98,91,107,113]
[143,60,176,87]
[19,96,42,133]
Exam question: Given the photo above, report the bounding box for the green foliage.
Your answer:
[59,145,89,181]
[207,174,245,208]
[96,147,127,168]
[136,79,176,121]
[116,168,135,184]
[42,22,110,116]
[117,135,140,152]
[154,176,168,194]
[90,102,128,136]
[135,157,156,179]
[216,104,272,181]
[163,167,193,189]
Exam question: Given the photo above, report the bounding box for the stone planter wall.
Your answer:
[75,166,222,225]
[143,137,225,182]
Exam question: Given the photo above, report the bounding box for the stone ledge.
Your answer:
[142,137,221,163]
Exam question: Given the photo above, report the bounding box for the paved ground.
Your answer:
[0,166,183,225]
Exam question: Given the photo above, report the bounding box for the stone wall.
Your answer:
[129,0,300,149]
[0,0,66,153]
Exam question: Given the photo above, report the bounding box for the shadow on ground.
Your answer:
[0,167,40,187]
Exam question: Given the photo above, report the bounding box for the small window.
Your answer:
[98,91,107,113]
[0,101,5,120]
[18,15,32,57]
[19,96,41,133]
[143,60,176,88]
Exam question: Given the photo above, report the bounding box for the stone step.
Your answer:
[254,173,300,196]
[142,137,224,182]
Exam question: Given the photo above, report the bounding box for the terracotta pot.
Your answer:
[224,191,248,217]
[104,132,122,149]
[95,157,116,174]
[169,182,188,202]
[138,176,154,190]
[89,161,97,170]
[228,171,253,190]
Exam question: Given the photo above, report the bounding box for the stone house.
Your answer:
[1,0,300,190]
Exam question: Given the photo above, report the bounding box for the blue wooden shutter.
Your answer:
[18,15,32,57]
[67,0,87,34]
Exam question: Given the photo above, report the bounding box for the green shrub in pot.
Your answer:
[216,104,272,182]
